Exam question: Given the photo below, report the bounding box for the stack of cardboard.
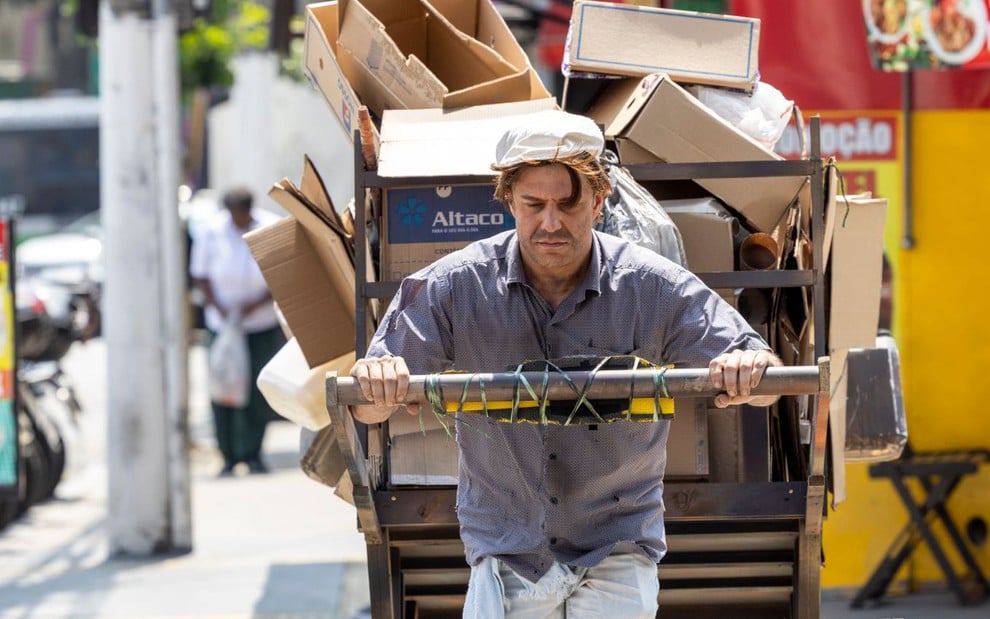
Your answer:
[249,0,558,490]
[246,156,360,371]
[552,2,779,484]
[243,156,367,500]
[304,0,553,141]
[566,1,801,238]
[246,1,888,494]
[568,2,885,487]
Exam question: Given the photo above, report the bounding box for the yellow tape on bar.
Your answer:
[446,397,675,416]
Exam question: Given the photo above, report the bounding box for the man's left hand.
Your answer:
[709,349,782,408]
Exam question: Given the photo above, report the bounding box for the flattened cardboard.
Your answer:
[388,399,710,483]
[244,215,355,367]
[666,398,709,479]
[245,160,368,369]
[828,193,887,351]
[301,154,347,235]
[588,74,804,233]
[377,99,557,177]
[568,1,760,91]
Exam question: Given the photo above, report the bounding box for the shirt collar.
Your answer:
[506,233,527,285]
[505,230,604,299]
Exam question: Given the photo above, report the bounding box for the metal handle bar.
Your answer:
[329,365,825,407]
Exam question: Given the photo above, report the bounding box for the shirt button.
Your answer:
[550,496,559,505]
[549,453,557,460]
[550,537,558,545]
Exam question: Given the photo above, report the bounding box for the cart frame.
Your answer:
[331,118,830,618]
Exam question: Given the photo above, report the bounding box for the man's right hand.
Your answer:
[349,355,420,424]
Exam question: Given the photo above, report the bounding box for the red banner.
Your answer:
[728,0,990,111]
[776,114,899,161]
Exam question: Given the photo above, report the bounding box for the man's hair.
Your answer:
[492,151,611,206]
[222,186,253,210]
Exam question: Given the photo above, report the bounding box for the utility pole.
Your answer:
[100,0,191,555]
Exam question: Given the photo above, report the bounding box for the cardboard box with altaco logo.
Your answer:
[376,99,556,281]
[382,185,513,281]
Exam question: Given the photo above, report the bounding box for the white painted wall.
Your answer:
[209,53,355,216]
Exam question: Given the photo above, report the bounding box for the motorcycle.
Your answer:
[0,277,88,530]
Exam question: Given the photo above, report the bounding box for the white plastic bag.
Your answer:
[257,337,356,431]
[689,81,794,151]
[209,312,251,408]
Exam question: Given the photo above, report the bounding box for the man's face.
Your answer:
[506,164,604,280]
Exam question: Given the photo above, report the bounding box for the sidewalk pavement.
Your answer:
[0,341,985,618]
[0,340,370,618]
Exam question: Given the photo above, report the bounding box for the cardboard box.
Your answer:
[245,174,357,368]
[828,192,887,351]
[310,0,551,122]
[567,1,760,91]
[380,184,513,281]
[305,2,367,139]
[376,100,555,280]
[662,198,738,273]
[388,410,459,485]
[663,197,738,307]
[589,74,804,233]
[666,398,709,479]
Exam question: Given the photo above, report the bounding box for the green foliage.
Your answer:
[179,22,236,95]
[57,0,279,98]
[277,15,308,83]
[178,0,272,99]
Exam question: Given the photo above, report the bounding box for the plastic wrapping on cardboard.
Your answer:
[843,335,907,463]
[688,81,794,151]
[596,152,688,267]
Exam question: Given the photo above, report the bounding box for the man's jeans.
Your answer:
[463,553,659,619]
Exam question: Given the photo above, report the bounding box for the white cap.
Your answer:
[494,110,604,168]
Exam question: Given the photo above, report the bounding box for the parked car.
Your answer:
[14,188,224,338]
[16,211,103,341]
